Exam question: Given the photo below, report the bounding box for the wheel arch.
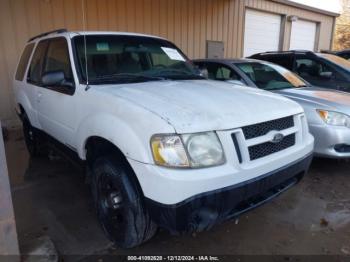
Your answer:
[85,135,146,197]
[85,136,125,163]
[76,114,152,163]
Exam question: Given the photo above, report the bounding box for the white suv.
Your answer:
[13,30,314,248]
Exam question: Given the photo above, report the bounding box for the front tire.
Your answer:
[91,155,157,248]
[22,115,39,156]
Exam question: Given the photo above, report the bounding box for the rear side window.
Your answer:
[43,38,73,81]
[28,41,49,85]
[15,43,35,81]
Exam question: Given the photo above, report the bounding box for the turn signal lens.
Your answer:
[151,135,189,167]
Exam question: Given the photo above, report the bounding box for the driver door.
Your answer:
[36,37,77,146]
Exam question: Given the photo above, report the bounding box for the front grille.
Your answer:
[242,116,294,139]
[231,134,243,163]
[248,134,295,161]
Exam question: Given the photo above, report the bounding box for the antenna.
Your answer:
[81,0,90,91]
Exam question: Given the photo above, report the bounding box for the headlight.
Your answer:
[151,135,189,167]
[182,132,225,167]
[151,132,225,168]
[317,110,350,127]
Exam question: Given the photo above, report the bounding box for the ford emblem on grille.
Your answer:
[271,133,284,143]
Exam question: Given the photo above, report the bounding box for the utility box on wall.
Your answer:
[206,41,224,59]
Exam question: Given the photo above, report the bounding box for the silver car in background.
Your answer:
[194,58,350,158]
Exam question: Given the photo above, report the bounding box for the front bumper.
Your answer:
[145,153,313,234]
[310,123,350,158]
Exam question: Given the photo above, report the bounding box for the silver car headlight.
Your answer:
[151,132,225,168]
[317,110,350,128]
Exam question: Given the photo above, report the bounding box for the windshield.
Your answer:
[318,53,350,70]
[73,35,202,84]
[236,62,308,90]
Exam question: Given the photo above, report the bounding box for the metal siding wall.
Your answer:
[0,0,20,126]
[0,0,335,124]
[244,0,335,55]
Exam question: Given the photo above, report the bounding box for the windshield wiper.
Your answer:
[264,84,310,90]
[151,69,205,79]
[91,73,166,83]
[264,86,294,90]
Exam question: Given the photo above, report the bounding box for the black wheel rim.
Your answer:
[97,173,125,233]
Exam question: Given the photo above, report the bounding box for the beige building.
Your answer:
[0,0,339,126]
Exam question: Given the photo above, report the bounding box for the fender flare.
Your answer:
[76,113,152,163]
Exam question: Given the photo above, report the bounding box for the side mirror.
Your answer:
[199,68,209,79]
[42,71,74,94]
[320,71,333,79]
[193,65,209,79]
[42,71,66,86]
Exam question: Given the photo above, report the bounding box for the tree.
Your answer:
[333,0,350,50]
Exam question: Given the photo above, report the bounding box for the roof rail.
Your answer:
[320,49,336,54]
[252,50,315,56]
[289,49,313,53]
[28,28,67,42]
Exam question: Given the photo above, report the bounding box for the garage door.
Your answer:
[289,20,317,51]
[243,9,282,57]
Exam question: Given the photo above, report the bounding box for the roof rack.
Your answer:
[320,49,336,54]
[28,28,67,42]
[253,50,314,56]
[289,49,314,53]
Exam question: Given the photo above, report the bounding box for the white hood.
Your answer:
[97,80,303,133]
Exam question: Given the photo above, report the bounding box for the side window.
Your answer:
[198,63,217,79]
[151,53,177,67]
[295,56,334,78]
[43,38,73,81]
[216,66,233,80]
[15,43,35,81]
[266,55,294,71]
[339,53,350,60]
[27,41,48,85]
[206,63,242,81]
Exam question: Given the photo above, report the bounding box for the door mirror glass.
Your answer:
[42,71,65,86]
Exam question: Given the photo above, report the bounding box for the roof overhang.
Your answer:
[272,0,340,17]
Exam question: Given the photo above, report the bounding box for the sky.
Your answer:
[290,0,342,14]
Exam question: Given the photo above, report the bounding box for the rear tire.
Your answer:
[91,155,157,248]
[22,115,40,157]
